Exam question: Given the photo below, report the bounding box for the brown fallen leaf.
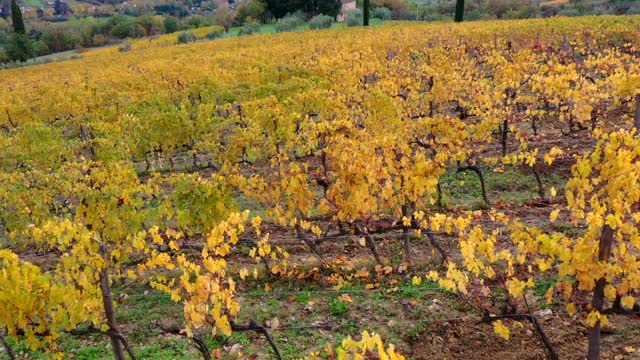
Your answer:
[338,293,353,303]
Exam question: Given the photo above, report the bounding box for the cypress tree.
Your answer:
[9,0,31,62]
[363,0,370,26]
[10,0,25,34]
[454,0,464,22]
[8,33,31,61]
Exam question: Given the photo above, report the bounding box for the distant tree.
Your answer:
[129,24,146,37]
[213,4,236,32]
[176,31,196,44]
[264,0,298,18]
[274,12,304,32]
[154,3,188,17]
[0,47,8,63]
[454,0,464,21]
[346,8,362,26]
[486,0,508,18]
[238,21,259,35]
[265,0,339,18]
[363,0,370,25]
[136,14,162,34]
[8,33,31,61]
[371,7,391,19]
[312,0,341,17]
[182,14,207,29]
[206,26,224,39]
[110,19,136,38]
[235,0,266,23]
[10,0,25,34]
[309,14,332,29]
[41,30,79,52]
[371,0,405,18]
[8,0,30,61]
[31,39,49,56]
[163,16,179,33]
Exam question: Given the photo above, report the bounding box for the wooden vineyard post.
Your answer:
[587,225,614,360]
[634,93,640,132]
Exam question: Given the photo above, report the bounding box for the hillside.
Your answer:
[1,16,640,360]
[2,0,639,64]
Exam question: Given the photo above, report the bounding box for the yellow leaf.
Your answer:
[526,278,535,288]
[127,270,137,279]
[133,235,145,251]
[412,276,422,286]
[358,237,367,247]
[493,320,510,340]
[586,311,607,327]
[239,268,249,280]
[513,321,523,329]
[166,228,182,239]
[150,226,164,245]
[621,295,635,309]
[426,271,439,281]
[604,284,616,301]
[252,216,262,230]
[216,316,232,336]
[536,259,551,272]
[566,303,576,316]
[169,240,179,251]
[356,268,370,279]
[549,209,560,222]
[550,187,557,197]
[507,279,526,298]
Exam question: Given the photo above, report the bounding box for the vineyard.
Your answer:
[1,15,640,359]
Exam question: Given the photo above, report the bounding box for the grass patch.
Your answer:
[551,221,585,237]
[72,345,110,360]
[403,320,429,344]
[329,297,350,317]
[534,276,558,298]
[295,291,312,303]
[441,165,566,209]
[619,322,640,341]
[23,0,44,6]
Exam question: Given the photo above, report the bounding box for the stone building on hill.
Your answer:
[337,0,356,21]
